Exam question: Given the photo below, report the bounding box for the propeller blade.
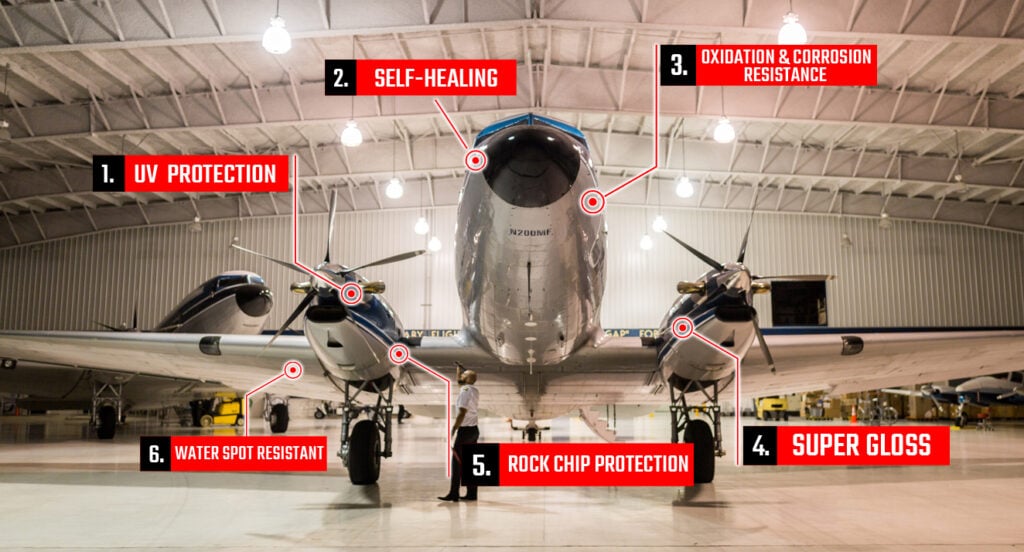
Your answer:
[754,274,836,282]
[737,225,751,265]
[264,289,317,351]
[324,190,339,263]
[231,244,305,274]
[662,231,725,271]
[752,315,776,374]
[737,188,759,264]
[341,249,427,275]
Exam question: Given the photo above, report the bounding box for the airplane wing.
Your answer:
[525,329,1024,410]
[0,331,340,402]
[744,329,1024,398]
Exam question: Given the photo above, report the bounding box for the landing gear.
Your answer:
[269,403,289,433]
[348,420,381,484]
[91,381,124,440]
[669,374,731,484]
[337,376,394,485]
[526,426,539,442]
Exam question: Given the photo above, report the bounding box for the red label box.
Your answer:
[140,436,328,471]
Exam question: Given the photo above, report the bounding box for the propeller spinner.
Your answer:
[233,190,425,350]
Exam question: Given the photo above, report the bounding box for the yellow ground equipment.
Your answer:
[757,396,790,421]
[198,392,244,427]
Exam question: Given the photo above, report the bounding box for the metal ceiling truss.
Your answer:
[0,0,1022,247]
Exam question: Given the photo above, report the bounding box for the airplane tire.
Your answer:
[269,404,289,434]
[683,419,715,484]
[348,420,381,485]
[199,415,213,428]
[96,405,117,440]
[526,427,538,442]
[314,409,326,420]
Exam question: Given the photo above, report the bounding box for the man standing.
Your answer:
[439,362,479,502]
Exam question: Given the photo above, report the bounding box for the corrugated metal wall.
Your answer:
[1,206,1021,331]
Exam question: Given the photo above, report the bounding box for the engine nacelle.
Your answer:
[658,311,757,391]
[304,296,404,386]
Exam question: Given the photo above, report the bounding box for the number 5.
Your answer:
[472,453,486,476]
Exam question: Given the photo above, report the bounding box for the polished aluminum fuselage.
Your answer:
[455,132,606,366]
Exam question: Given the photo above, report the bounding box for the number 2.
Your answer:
[333,68,347,88]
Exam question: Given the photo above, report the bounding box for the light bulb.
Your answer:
[385,177,404,199]
[878,213,892,230]
[639,234,653,251]
[713,118,735,143]
[652,215,668,233]
[675,176,694,198]
[428,236,442,252]
[414,216,429,235]
[262,16,292,54]
[340,120,363,147]
[778,12,808,45]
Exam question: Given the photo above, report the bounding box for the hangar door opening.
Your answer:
[770,281,828,326]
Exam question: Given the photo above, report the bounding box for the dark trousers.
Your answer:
[448,425,479,497]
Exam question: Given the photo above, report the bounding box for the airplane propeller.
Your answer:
[662,219,835,375]
[233,190,425,350]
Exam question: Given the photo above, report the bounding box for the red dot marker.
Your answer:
[580,190,606,215]
[283,360,303,380]
[388,343,410,365]
[671,316,694,339]
[465,149,487,172]
[340,282,363,305]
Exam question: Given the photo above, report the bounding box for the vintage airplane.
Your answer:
[884,372,1024,425]
[2,114,1023,485]
[0,271,273,438]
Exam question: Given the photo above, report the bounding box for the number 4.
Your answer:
[752,434,769,457]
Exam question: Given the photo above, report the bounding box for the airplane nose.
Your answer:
[483,126,580,208]
[236,285,273,317]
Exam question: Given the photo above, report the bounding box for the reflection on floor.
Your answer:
[1,411,1022,550]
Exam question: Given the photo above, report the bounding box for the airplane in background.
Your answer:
[884,372,1024,425]
[2,114,1023,485]
[0,271,273,438]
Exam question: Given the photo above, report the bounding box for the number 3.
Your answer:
[670,53,684,76]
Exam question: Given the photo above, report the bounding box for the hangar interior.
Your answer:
[1,0,1024,549]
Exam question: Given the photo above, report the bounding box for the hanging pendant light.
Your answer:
[652,215,668,233]
[262,1,291,54]
[428,236,442,252]
[340,120,363,147]
[778,1,808,45]
[713,117,735,143]
[414,216,430,235]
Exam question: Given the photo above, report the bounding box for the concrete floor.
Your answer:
[1,411,1022,551]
